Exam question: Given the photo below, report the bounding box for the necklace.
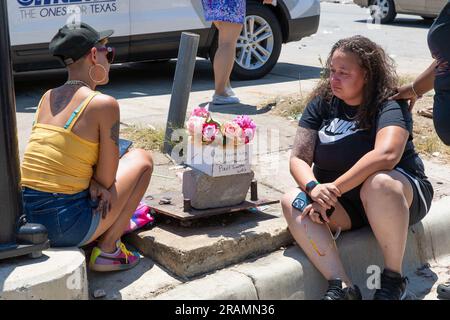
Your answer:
[65,80,92,90]
[342,106,358,121]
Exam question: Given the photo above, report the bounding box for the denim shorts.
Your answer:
[22,187,101,247]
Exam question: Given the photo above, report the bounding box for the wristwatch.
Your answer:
[305,180,319,195]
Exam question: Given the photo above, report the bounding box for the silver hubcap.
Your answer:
[371,0,390,19]
[236,15,274,70]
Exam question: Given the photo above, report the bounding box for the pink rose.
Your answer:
[202,122,219,142]
[186,116,206,137]
[191,107,210,118]
[233,115,256,130]
[222,122,243,139]
[243,127,256,144]
[222,121,244,145]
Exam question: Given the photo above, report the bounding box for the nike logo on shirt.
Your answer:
[319,118,363,143]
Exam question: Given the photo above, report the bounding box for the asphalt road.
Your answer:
[281,1,434,77]
[13,2,436,155]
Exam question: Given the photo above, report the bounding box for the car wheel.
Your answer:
[210,3,282,81]
[370,0,396,24]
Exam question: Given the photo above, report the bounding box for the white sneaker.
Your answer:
[212,94,240,105]
[225,85,236,97]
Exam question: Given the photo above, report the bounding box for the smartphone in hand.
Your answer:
[119,138,133,158]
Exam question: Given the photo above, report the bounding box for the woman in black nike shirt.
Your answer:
[392,1,450,299]
[281,36,434,300]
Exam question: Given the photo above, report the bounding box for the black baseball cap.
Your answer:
[49,22,114,65]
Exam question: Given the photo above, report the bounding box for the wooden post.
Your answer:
[163,32,200,155]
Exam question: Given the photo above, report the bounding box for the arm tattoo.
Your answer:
[110,121,120,147]
[291,127,318,166]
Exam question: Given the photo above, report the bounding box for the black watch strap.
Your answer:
[305,180,319,195]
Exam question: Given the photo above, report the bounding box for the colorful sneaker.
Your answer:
[89,240,140,272]
[373,269,408,300]
[322,279,362,300]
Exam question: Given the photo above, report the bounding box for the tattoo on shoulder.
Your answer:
[291,126,318,166]
[110,121,120,146]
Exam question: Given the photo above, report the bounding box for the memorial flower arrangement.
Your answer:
[186,107,256,145]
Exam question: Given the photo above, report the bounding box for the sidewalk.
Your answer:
[7,31,449,298]
[86,102,450,299]
[6,70,450,299]
[87,194,450,300]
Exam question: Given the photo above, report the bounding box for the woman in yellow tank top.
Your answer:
[21,23,153,272]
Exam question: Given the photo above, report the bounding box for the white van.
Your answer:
[7,0,320,80]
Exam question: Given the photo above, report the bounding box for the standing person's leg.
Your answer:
[212,21,242,99]
[281,188,361,299]
[85,149,153,252]
[360,170,414,299]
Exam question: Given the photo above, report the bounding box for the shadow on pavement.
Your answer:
[14,59,322,113]
[205,102,273,116]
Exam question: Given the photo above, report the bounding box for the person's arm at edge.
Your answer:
[412,60,436,96]
[391,61,436,110]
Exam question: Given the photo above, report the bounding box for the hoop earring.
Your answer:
[89,64,107,83]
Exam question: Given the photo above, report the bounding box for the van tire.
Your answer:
[370,0,397,24]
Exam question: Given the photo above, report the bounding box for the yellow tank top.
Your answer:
[21,91,100,194]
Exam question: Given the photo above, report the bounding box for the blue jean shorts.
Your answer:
[22,187,101,247]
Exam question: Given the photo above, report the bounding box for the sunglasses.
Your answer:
[96,46,115,64]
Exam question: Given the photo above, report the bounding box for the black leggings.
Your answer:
[434,92,450,146]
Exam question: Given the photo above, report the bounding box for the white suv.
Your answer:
[7,0,320,80]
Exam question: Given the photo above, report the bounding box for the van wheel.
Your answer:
[370,0,396,24]
[209,3,282,80]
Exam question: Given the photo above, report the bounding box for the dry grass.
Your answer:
[120,125,165,152]
[262,94,310,120]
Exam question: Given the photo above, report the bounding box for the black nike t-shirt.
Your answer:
[298,96,427,185]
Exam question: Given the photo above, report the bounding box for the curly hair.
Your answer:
[308,35,399,129]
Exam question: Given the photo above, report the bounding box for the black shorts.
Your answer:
[338,168,434,230]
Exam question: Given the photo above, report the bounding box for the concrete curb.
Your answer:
[126,212,292,278]
[0,248,88,300]
[155,270,258,300]
[152,196,450,300]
